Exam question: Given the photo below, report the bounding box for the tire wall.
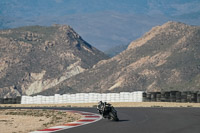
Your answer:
[143,91,200,103]
[0,97,21,104]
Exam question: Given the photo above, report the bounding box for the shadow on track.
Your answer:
[117,119,129,122]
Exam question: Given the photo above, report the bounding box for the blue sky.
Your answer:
[2,0,200,17]
[1,0,200,50]
[2,0,200,16]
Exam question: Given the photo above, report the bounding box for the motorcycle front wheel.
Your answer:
[109,112,119,121]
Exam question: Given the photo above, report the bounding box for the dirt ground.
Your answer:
[0,102,200,133]
[1,102,200,108]
[0,109,81,133]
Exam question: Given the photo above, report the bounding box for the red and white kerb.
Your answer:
[30,110,102,133]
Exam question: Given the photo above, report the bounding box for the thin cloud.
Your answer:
[171,1,200,15]
[54,0,64,3]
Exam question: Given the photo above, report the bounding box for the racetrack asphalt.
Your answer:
[1,107,200,133]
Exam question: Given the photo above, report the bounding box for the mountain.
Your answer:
[1,0,200,51]
[41,21,200,95]
[104,44,128,57]
[0,25,108,98]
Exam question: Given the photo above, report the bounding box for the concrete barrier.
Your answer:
[21,91,144,104]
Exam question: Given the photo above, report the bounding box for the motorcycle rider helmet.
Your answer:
[97,101,103,110]
[98,101,103,105]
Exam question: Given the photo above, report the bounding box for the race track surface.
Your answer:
[1,107,200,133]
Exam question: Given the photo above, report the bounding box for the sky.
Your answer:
[0,0,200,51]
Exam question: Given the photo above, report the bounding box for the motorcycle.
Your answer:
[97,101,119,121]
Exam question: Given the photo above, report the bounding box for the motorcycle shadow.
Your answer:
[117,119,129,122]
[104,119,129,122]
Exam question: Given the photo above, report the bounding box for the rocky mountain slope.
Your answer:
[42,21,200,95]
[0,25,108,98]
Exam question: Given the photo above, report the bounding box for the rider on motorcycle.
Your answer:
[97,101,119,121]
[97,101,104,115]
[97,101,111,117]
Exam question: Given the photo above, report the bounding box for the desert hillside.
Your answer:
[0,25,108,98]
[41,21,200,95]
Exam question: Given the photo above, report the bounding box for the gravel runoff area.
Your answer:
[0,109,81,133]
[1,102,200,108]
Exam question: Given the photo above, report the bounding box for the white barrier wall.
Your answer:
[21,91,144,104]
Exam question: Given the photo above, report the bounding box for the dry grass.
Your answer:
[0,109,81,133]
[1,102,200,108]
